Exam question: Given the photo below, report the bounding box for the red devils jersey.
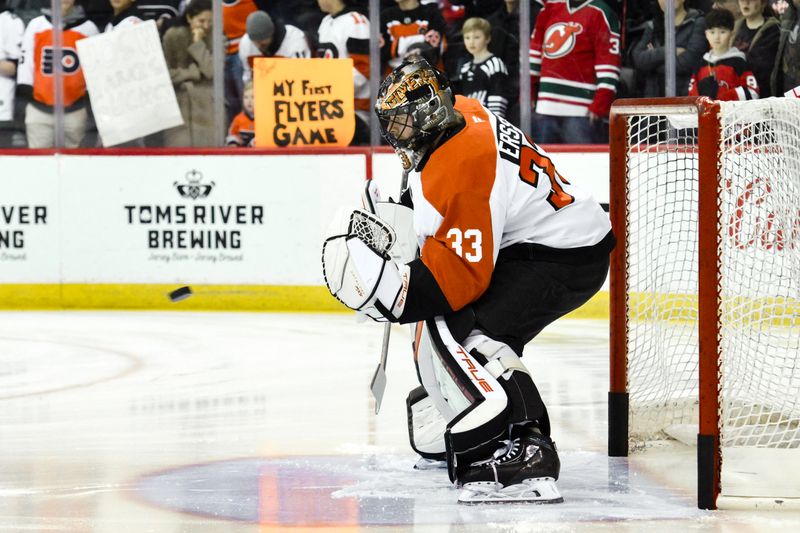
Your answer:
[223,0,258,54]
[529,0,620,117]
[408,96,611,311]
[18,15,99,108]
[688,48,759,101]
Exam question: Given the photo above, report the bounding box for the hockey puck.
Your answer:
[168,286,193,302]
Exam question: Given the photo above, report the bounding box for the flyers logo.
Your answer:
[543,22,583,59]
[41,47,80,75]
[316,43,339,59]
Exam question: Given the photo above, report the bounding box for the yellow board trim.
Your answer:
[0,284,342,312]
[0,284,611,318]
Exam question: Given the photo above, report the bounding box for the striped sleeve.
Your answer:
[588,5,620,117]
[733,63,759,100]
[718,58,760,101]
[346,34,370,79]
[484,57,509,118]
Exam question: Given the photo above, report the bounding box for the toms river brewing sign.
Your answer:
[0,204,48,262]
[124,169,264,264]
[253,58,355,147]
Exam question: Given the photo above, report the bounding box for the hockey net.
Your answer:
[608,97,800,509]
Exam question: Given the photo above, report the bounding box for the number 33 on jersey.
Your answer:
[408,96,611,313]
[447,228,483,263]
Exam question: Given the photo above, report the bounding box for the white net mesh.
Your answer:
[625,113,702,445]
[718,101,800,449]
[622,99,800,455]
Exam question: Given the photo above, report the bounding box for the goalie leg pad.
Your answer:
[407,386,447,460]
[463,332,551,436]
[415,318,554,484]
[414,317,511,483]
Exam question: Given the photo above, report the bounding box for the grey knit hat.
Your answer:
[246,11,275,41]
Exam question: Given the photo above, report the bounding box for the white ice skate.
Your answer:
[458,477,563,504]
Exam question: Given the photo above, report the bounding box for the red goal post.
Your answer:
[607,97,800,510]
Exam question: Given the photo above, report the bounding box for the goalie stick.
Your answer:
[369,168,410,414]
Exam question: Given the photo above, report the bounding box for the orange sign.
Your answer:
[253,58,355,147]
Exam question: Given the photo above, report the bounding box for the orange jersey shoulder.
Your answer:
[418,96,498,311]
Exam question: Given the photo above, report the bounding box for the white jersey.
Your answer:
[316,8,370,122]
[408,96,611,310]
[0,10,24,120]
[238,23,311,83]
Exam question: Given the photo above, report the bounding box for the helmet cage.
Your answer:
[375,57,456,152]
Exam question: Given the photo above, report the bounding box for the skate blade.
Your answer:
[458,477,563,504]
[413,458,448,470]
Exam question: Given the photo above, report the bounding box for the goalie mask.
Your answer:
[375,55,458,170]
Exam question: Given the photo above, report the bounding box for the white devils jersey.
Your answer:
[316,8,370,121]
[239,24,311,83]
[408,96,611,310]
[0,10,24,120]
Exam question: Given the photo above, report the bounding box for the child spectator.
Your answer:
[733,0,780,97]
[222,0,257,128]
[227,80,255,146]
[379,0,447,75]
[239,10,311,85]
[457,17,510,118]
[529,0,621,144]
[630,0,707,98]
[316,0,371,145]
[689,8,759,99]
[162,0,215,147]
[17,0,99,148]
[0,2,23,146]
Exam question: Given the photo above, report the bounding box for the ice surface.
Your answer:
[0,311,798,532]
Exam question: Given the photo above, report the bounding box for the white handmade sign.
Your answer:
[76,20,183,146]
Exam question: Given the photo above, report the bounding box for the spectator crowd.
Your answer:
[0,0,798,148]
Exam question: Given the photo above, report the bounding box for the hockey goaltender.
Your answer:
[322,56,615,503]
